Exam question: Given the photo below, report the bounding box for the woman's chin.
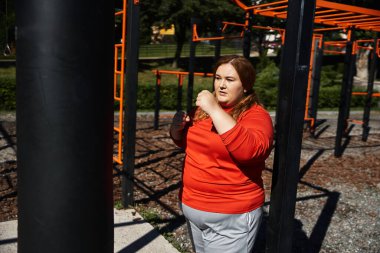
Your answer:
[219,101,234,108]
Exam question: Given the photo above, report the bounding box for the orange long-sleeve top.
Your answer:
[173,104,274,214]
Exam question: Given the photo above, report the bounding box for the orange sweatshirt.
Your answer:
[173,104,274,214]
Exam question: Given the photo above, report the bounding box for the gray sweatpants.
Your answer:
[181,202,263,253]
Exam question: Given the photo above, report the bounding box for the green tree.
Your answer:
[140,0,242,67]
[0,0,15,55]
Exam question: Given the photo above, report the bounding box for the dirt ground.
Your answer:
[1,111,380,253]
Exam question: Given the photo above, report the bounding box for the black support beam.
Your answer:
[266,0,316,253]
[334,28,356,157]
[362,35,378,141]
[122,0,140,206]
[16,0,115,252]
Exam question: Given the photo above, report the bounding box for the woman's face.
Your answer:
[214,63,245,108]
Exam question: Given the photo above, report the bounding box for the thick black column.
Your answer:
[266,0,316,253]
[362,35,378,141]
[334,29,356,157]
[16,0,114,252]
[122,0,140,206]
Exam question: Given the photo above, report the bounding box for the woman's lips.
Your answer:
[218,90,227,96]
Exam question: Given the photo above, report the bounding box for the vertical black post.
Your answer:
[214,21,222,62]
[16,0,114,252]
[122,0,140,206]
[243,11,252,59]
[334,28,356,157]
[362,35,378,141]
[309,37,324,135]
[187,18,198,113]
[266,1,316,253]
[177,75,184,112]
[154,72,161,130]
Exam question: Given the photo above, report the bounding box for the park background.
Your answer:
[1,0,380,253]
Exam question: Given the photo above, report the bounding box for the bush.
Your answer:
[0,75,16,111]
[136,82,213,111]
[254,60,279,108]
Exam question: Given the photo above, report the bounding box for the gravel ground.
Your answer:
[1,110,380,253]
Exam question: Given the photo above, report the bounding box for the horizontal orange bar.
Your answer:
[323,50,345,54]
[347,119,364,125]
[255,5,287,14]
[314,27,345,32]
[315,12,353,19]
[113,127,121,132]
[152,69,213,77]
[115,11,124,16]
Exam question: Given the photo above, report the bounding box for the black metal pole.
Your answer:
[309,37,324,135]
[154,72,161,130]
[334,28,356,157]
[362,35,378,141]
[214,21,222,62]
[16,0,114,252]
[122,0,140,207]
[266,1,316,253]
[187,18,198,113]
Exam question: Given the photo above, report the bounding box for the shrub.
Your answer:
[0,75,16,110]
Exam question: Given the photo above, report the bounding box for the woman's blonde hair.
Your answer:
[194,55,260,121]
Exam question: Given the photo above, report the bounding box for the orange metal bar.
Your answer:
[315,10,338,15]
[233,0,289,11]
[113,0,127,165]
[314,27,346,32]
[192,24,224,42]
[323,49,346,54]
[352,92,380,97]
[347,119,364,125]
[335,17,380,25]
[304,34,323,130]
[318,14,369,22]
[255,5,288,14]
[315,12,354,19]
[251,25,285,33]
[233,0,380,32]
[152,69,214,77]
[317,0,380,16]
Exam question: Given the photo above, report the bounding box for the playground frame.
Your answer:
[15,0,380,252]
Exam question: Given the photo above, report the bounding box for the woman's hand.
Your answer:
[170,111,190,141]
[195,90,219,115]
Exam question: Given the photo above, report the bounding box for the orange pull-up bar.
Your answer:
[232,0,380,32]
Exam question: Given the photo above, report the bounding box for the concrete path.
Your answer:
[0,208,180,253]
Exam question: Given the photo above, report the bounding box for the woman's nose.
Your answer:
[220,79,227,88]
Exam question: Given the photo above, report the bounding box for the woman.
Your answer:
[170,55,273,253]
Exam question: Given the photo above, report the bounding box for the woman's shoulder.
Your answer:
[243,104,271,117]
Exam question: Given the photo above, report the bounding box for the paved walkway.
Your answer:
[0,208,180,253]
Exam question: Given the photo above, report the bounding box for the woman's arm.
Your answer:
[169,111,190,147]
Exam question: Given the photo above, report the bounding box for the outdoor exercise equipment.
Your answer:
[16,0,115,252]
[232,0,380,252]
